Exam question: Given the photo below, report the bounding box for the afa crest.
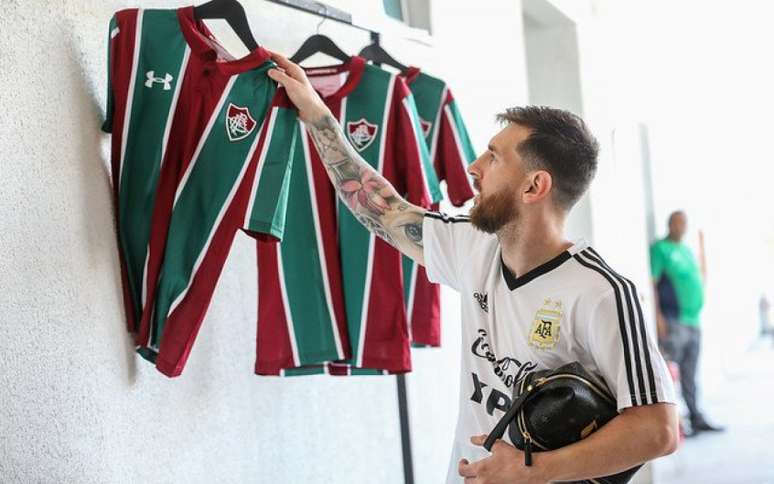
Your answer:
[346,118,379,152]
[225,103,257,142]
[529,298,563,350]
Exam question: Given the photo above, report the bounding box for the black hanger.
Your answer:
[290,6,350,64]
[194,0,259,52]
[290,34,351,64]
[358,43,408,72]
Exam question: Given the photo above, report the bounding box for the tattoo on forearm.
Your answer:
[356,212,396,247]
[401,222,423,247]
[307,113,424,251]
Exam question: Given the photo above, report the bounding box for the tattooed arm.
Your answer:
[267,52,427,265]
[305,113,426,263]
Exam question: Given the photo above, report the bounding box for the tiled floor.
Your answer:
[654,341,774,484]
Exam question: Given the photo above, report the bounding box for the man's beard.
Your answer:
[470,188,518,234]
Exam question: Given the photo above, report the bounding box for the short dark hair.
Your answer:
[496,106,599,210]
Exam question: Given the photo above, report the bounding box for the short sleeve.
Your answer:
[405,93,443,203]
[393,79,436,209]
[436,92,476,207]
[581,287,676,411]
[242,92,297,240]
[650,242,664,280]
[422,212,487,291]
[102,15,118,133]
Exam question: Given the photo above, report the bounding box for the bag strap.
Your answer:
[482,381,538,451]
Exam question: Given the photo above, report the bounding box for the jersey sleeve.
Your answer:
[242,89,297,241]
[393,79,437,208]
[436,91,476,207]
[406,93,443,204]
[102,15,117,133]
[422,212,484,291]
[581,287,676,411]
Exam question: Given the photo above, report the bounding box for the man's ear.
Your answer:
[522,170,553,204]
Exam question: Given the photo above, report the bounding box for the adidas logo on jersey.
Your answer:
[346,118,378,152]
[225,103,257,142]
[144,70,173,90]
[473,291,488,313]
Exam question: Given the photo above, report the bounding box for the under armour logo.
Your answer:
[474,292,489,313]
[144,70,173,90]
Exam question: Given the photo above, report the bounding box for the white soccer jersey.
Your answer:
[422,212,676,483]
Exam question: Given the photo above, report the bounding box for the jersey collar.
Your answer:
[403,66,422,85]
[500,243,583,291]
[303,56,366,100]
[177,6,272,76]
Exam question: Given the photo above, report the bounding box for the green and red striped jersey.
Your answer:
[255,58,439,376]
[103,6,296,377]
[401,67,477,348]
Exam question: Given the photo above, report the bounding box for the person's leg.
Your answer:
[661,319,689,437]
[661,317,680,363]
[679,325,702,423]
[681,325,725,432]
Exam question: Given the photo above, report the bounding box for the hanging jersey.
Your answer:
[421,212,676,483]
[401,68,477,347]
[102,8,191,334]
[104,7,296,377]
[404,67,476,205]
[254,118,350,375]
[255,57,438,375]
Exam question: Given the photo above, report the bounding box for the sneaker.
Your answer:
[691,419,725,432]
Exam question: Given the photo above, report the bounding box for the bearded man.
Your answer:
[268,52,678,484]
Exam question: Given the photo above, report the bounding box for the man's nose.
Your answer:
[468,154,484,181]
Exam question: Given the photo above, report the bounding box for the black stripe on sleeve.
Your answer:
[573,252,640,406]
[587,247,659,404]
[580,250,648,405]
[424,212,470,223]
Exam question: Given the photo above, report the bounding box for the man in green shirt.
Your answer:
[651,210,723,434]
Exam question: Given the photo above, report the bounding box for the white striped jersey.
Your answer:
[421,212,676,484]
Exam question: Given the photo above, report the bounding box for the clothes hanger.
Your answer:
[194,0,259,52]
[290,5,351,64]
[357,42,408,72]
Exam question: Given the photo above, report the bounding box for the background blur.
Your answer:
[1,0,773,482]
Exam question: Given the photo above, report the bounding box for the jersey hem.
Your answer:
[359,356,411,373]
[155,357,184,378]
[246,219,284,241]
[255,348,345,375]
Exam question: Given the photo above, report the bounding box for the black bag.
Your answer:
[483,362,641,484]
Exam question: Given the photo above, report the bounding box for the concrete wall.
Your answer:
[0,1,529,482]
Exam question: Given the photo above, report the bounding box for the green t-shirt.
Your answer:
[650,238,704,326]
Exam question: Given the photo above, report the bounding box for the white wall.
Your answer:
[590,0,774,402]
[522,0,595,245]
[0,1,530,483]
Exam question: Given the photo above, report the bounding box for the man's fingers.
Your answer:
[458,459,477,478]
[268,51,305,79]
[267,68,296,88]
[470,434,488,446]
